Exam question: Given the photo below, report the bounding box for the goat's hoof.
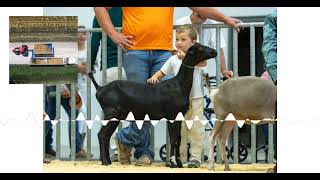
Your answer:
[176,158,183,168]
[220,160,225,165]
[169,162,178,168]
[224,167,231,171]
[101,161,111,166]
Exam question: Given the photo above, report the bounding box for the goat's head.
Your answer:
[184,43,217,67]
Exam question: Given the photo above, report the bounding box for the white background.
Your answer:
[0,7,43,173]
[1,7,320,173]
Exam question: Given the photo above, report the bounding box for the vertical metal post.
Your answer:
[268,123,274,163]
[166,123,170,163]
[232,30,239,77]
[55,85,61,159]
[215,28,222,164]
[250,26,257,163]
[70,83,76,160]
[250,26,256,76]
[102,32,107,85]
[198,26,204,44]
[117,44,123,80]
[232,29,239,163]
[86,31,92,160]
[43,85,46,160]
[216,27,221,86]
[150,125,155,156]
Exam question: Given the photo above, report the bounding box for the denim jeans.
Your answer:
[117,50,173,159]
[262,10,277,81]
[45,85,81,153]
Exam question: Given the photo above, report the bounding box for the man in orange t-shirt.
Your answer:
[94,7,241,166]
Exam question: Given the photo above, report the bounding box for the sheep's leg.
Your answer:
[98,119,120,165]
[217,121,236,171]
[208,121,224,171]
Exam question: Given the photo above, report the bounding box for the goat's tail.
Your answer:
[88,72,101,90]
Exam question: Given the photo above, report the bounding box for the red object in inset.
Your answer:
[12,45,29,56]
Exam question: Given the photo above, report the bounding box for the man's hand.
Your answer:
[78,63,87,74]
[222,70,234,79]
[147,76,160,85]
[110,31,134,51]
[225,17,242,33]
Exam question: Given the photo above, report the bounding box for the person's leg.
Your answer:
[109,130,118,161]
[134,50,173,163]
[133,123,155,164]
[180,114,190,164]
[45,86,56,154]
[188,98,205,168]
[117,50,153,163]
[77,83,87,148]
[118,122,154,159]
[62,97,81,154]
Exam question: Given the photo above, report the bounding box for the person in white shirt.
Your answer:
[147,25,205,168]
[176,11,233,79]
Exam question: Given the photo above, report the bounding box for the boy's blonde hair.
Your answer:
[176,24,198,41]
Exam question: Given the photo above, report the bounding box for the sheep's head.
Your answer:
[184,43,217,67]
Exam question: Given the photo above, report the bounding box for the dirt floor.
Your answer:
[43,160,275,173]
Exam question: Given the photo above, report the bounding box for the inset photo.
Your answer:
[9,16,79,84]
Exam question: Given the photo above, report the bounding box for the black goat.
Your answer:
[88,43,217,167]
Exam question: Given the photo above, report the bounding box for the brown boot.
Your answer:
[116,138,131,165]
[135,154,152,166]
[76,149,89,159]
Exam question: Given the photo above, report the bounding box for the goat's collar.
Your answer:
[181,62,195,69]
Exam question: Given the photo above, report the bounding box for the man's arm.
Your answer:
[93,7,133,50]
[189,7,241,32]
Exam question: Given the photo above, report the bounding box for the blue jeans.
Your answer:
[45,86,81,153]
[117,50,173,159]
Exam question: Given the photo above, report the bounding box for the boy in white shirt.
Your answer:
[147,24,205,168]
